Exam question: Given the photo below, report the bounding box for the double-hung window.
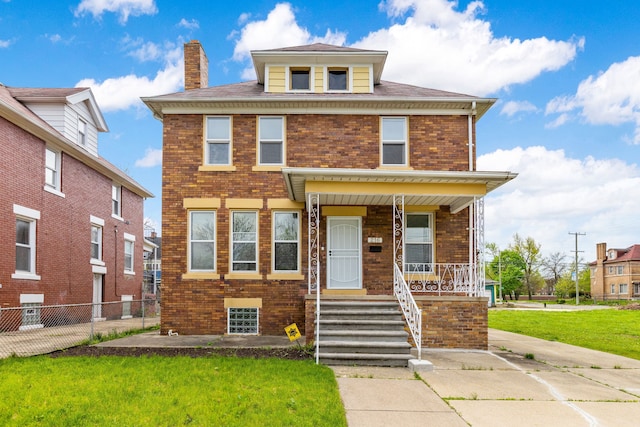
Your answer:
[112,184,122,217]
[124,233,135,274]
[45,147,61,192]
[405,213,433,273]
[91,224,102,261]
[381,117,407,166]
[13,204,40,280]
[206,116,231,165]
[78,119,87,146]
[232,211,257,272]
[258,117,284,165]
[189,211,216,272]
[273,211,299,272]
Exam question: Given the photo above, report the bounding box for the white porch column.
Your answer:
[307,193,320,294]
[474,197,486,297]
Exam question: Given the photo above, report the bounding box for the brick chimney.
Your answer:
[184,40,208,90]
[593,242,607,300]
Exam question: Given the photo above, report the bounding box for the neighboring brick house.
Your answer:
[143,41,516,352]
[0,84,153,329]
[591,242,640,300]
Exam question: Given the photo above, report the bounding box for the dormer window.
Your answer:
[328,67,348,91]
[78,119,87,146]
[290,67,310,91]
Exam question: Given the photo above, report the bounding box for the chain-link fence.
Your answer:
[0,299,160,358]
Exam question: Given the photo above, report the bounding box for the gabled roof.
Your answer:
[250,43,388,85]
[0,84,152,198]
[9,87,109,132]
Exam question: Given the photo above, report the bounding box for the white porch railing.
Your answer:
[405,263,482,296]
[393,263,422,360]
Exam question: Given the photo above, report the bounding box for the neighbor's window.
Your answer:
[273,211,299,272]
[91,224,102,261]
[328,67,348,91]
[124,235,135,273]
[228,307,258,334]
[112,184,122,217]
[381,117,407,166]
[232,211,257,272]
[45,147,61,191]
[16,218,37,274]
[620,283,628,294]
[290,67,310,90]
[258,117,284,165]
[405,213,433,273]
[610,284,616,294]
[189,211,216,272]
[78,119,87,146]
[617,266,624,274]
[206,116,231,165]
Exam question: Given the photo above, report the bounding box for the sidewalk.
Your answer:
[334,329,640,427]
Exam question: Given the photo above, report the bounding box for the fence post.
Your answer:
[90,305,95,341]
[141,296,146,329]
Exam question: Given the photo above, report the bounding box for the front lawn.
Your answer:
[489,309,640,360]
[0,354,346,426]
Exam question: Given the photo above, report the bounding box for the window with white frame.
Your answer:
[620,283,628,294]
[634,283,640,295]
[16,217,37,274]
[327,67,348,91]
[228,307,258,334]
[289,67,311,91]
[611,284,616,294]
[608,266,614,274]
[78,119,87,146]
[112,184,121,217]
[91,224,102,261]
[124,233,135,273]
[45,147,61,191]
[206,116,231,165]
[189,211,216,272]
[273,211,299,272]
[232,211,258,272]
[381,117,407,166]
[617,265,624,274]
[405,213,433,273]
[258,117,284,165]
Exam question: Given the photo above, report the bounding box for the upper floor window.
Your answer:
[112,184,122,217]
[13,204,40,280]
[91,224,102,261]
[273,211,299,272]
[328,67,348,91]
[45,147,61,191]
[381,117,407,166]
[124,233,135,274]
[232,211,258,272]
[189,211,216,272]
[78,119,87,146]
[405,213,433,273]
[258,117,284,165]
[206,116,231,165]
[617,266,624,274]
[290,67,310,91]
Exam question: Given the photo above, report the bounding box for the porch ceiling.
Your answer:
[282,167,517,213]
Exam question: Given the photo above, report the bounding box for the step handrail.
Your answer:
[393,263,422,360]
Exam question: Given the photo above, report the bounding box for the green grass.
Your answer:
[489,309,640,360]
[0,355,346,427]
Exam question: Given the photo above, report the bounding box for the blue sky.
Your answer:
[2,0,639,263]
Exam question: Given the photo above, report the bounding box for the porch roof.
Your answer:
[282,168,517,213]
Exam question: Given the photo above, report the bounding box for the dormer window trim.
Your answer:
[286,66,313,92]
[325,66,351,93]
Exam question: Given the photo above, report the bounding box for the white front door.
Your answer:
[327,217,362,289]
[92,274,103,319]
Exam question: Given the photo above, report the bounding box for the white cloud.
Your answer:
[135,148,162,167]
[177,18,199,30]
[231,2,347,80]
[75,0,157,24]
[546,55,640,144]
[500,100,539,117]
[350,0,584,96]
[127,39,163,62]
[48,34,62,43]
[478,146,640,262]
[0,39,12,48]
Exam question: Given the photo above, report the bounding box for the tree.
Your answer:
[542,252,569,295]
[555,263,590,300]
[488,249,525,300]
[510,234,543,300]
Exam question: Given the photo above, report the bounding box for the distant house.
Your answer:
[143,41,516,361]
[143,228,162,296]
[591,243,640,300]
[0,84,153,329]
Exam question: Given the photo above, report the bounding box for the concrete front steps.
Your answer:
[316,301,414,367]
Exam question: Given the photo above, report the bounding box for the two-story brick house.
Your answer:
[591,242,640,300]
[0,84,153,329]
[143,41,515,360]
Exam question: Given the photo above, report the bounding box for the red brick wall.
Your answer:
[161,112,475,335]
[0,116,145,310]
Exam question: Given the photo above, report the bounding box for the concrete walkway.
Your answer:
[334,329,640,427]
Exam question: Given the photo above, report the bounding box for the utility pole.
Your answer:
[569,232,586,305]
